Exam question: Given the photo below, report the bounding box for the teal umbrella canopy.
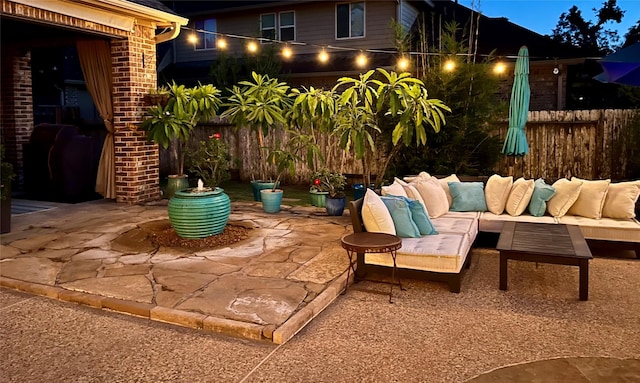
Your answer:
[502,46,530,157]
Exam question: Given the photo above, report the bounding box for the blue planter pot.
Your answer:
[251,180,280,201]
[260,189,283,213]
[352,183,366,201]
[168,187,231,238]
[325,196,346,216]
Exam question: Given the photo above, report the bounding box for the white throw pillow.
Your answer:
[361,189,396,235]
[437,174,460,207]
[485,174,513,215]
[381,180,408,198]
[547,178,583,218]
[567,177,610,219]
[414,177,449,218]
[601,181,640,219]
[505,178,534,216]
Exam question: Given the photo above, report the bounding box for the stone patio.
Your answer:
[0,199,353,344]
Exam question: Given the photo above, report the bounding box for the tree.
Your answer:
[551,0,624,55]
[623,19,640,47]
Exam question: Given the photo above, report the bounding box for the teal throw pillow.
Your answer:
[380,196,421,238]
[448,182,488,212]
[386,195,438,236]
[528,178,556,216]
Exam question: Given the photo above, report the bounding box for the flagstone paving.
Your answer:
[0,199,352,343]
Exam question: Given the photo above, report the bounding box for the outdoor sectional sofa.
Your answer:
[348,174,640,293]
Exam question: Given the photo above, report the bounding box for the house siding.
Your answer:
[399,0,419,33]
[173,0,397,63]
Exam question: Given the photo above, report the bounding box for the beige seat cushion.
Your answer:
[505,178,534,216]
[361,189,396,235]
[414,177,450,218]
[485,174,513,215]
[601,181,640,219]
[547,178,583,217]
[567,177,610,219]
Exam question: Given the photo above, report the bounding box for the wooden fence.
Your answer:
[161,109,639,184]
[494,109,638,181]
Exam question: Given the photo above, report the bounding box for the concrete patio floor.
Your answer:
[0,198,353,344]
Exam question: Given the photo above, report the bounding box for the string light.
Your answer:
[494,61,506,74]
[187,33,198,44]
[356,52,368,68]
[247,41,259,53]
[318,49,329,64]
[281,45,293,59]
[444,59,456,72]
[397,56,410,71]
[216,37,227,49]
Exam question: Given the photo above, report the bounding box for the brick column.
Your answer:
[111,24,160,203]
[0,47,34,187]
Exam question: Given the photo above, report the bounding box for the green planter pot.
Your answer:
[310,190,328,207]
[168,187,231,238]
[251,180,280,202]
[165,175,189,199]
[260,189,283,213]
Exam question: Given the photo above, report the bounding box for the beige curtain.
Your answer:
[76,39,116,199]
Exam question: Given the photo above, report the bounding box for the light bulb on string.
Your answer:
[216,37,227,49]
[318,49,329,64]
[247,41,259,53]
[494,61,506,74]
[397,56,410,71]
[356,52,368,68]
[281,45,293,59]
[188,33,198,44]
[443,58,456,72]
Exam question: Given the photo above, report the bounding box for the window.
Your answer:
[261,13,276,41]
[260,11,295,42]
[336,2,365,39]
[279,11,295,41]
[194,18,216,50]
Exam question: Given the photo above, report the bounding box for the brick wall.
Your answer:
[111,24,160,203]
[0,47,34,185]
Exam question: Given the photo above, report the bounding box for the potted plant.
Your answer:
[142,85,170,106]
[309,168,331,207]
[168,133,231,238]
[1,145,15,233]
[141,82,221,198]
[221,72,291,201]
[260,137,301,213]
[319,171,347,216]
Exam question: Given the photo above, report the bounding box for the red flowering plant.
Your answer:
[310,168,331,193]
[309,168,346,198]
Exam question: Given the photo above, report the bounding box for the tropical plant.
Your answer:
[141,82,221,175]
[0,145,15,201]
[310,168,331,193]
[221,72,292,181]
[264,136,302,192]
[332,68,450,186]
[186,133,230,188]
[319,171,347,199]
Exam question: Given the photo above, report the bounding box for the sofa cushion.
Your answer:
[528,178,556,217]
[505,178,534,216]
[437,174,460,207]
[431,216,478,238]
[567,177,610,219]
[479,212,557,233]
[449,182,488,212]
[381,180,408,198]
[601,181,640,219]
[361,189,396,235]
[380,196,421,238]
[394,177,427,207]
[413,177,450,218]
[557,215,640,242]
[485,174,513,214]
[547,178,583,217]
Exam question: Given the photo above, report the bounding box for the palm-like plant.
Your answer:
[221,72,291,181]
[141,81,221,175]
[332,68,451,185]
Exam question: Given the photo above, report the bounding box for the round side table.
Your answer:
[340,232,402,302]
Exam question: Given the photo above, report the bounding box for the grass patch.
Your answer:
[219,180,314,207]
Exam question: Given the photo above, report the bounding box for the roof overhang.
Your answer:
[9,0,187,41]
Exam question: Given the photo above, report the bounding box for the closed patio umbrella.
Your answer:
[502,46,530,157]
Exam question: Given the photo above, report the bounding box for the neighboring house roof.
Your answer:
[127,0,181,16]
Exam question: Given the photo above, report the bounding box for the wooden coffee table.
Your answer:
[496,222,593,301]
